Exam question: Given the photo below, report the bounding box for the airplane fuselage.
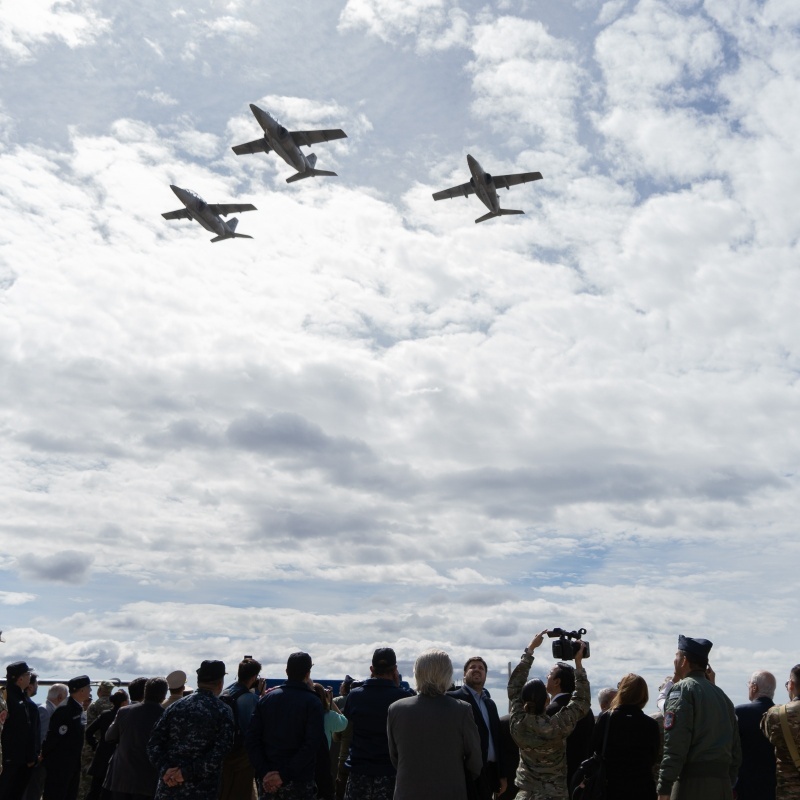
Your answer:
[170,185,230,238]
[467,154,500,214]
[250,105,311,175]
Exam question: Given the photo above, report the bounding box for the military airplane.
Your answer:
[161,185,256,243]
[432,154,543,223]
[232,104,347,183]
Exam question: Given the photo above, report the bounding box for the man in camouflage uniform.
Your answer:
[77,681,114,800]
[657,635,741,800]
[507,629,590,800]
[761,663,800,800]
[147,660,234,800]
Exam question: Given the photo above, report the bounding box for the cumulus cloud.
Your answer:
[17,551,94,584]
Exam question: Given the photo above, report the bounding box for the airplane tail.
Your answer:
[286,168,338,183]
[475,209,525,224]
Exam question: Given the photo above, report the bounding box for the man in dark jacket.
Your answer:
[0,661,38,800]
[735,670,776,800]
[341,647,415,800]
[447,656,506,800]
[104,676,168,800]
[245,651,324,800]
[42,675,93,800]
[545,661,594,787]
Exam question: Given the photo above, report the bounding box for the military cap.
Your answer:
[166,670,187,690]
[196,660,226,681]
[6,661,32,679]
[678,635,713,660]
[99,680,116,691]
[286,651,312,675]
[68,675,91,692]
[372,647,397,671]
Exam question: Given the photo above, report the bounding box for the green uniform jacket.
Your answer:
[507,652,590,800]
[761,698,800,799]
[656,671,741,796]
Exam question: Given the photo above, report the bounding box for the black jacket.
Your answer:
[1,683,37,766]
[446,685,504,772]
[734,696,776,800]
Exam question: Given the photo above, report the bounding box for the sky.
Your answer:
[1,0,799,710]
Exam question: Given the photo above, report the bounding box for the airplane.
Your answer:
[432,154,543,223]
[232,104,347,183]
[161,185,256,243]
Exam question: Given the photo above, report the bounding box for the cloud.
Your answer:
[17,551,94,584]
[0,590,36,605]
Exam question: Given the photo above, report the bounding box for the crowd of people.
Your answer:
[0,632,798,800]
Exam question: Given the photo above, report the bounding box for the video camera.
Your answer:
[547,627,590,660]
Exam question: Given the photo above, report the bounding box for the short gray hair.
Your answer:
[598,687,617,711]
[414,648,453,696]
[47,683,68,704]
[750,670,776,699]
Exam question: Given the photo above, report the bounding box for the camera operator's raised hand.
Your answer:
[574,641,587,669]
[526,630,549,653]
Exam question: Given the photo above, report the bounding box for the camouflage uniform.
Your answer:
[342,772,395,800]
[656,671,741,799]
[77,695,112,800]
[0,691,6,769]
[147,687,234,800]
[761,699,800,800]
[507,651,590,800]
[261,781,316,800]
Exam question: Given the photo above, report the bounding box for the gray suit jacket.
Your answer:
[103,700,164,794]
[387,693,482,800]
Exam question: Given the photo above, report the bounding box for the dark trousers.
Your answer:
[0,762,33,800]
[468,762,499,800]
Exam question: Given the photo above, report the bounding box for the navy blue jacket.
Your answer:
[734,696,776,800]
[447,685,504,773]
[1,683,37,766]
[343,678,415,776]
[245,681,324,784]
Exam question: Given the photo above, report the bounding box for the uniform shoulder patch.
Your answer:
[664,710,676,730]
[58,724,68,735]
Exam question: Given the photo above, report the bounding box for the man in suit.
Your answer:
[448,657,506,800]
[735,670,776,800]
[0,661,38,800]
[545,661,594,788]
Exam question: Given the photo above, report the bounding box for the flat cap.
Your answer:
[196,660,226,682]
[68,675,91,693]
[678,635,713,661]
[6,661,32,679]
[166,670,187,690]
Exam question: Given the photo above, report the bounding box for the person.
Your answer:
[127,679,147,706]
[590,673,660,799]
[331,677,355,800]
[103,676,168,800]
[312,684,347,800]
[245,651,324,800]
[41,675,93,800]
[447,656,506,800]
[761,663,800,800]
[341,647,415,800]
[219,657,262,800]
[545,660,595,787]
[162,673,187,710]
[78,682,115,800]
[0,661,38,800]
[387,648,482,800]
[597,687,617,712]
[496,714,519,800]
[656,635,741,800]
[507,630,590,800]
[735,670,777,800]
[147,661,234,800]
[84,690,128,800]
[24,684,68,800]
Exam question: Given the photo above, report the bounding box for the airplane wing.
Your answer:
[492,171,543,190]
[162,209,192,220]
[232,138,272,156]
[207,204,257,216]
[432,182,476,201]
[290,129,347,147]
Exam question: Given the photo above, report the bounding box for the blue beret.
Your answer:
[678,635,712,660]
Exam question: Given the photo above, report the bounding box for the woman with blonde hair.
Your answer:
[590,673,660,799]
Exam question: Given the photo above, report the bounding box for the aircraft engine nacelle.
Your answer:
[277,125,288,138]
[469,177,475,186]
[484,172,492,183]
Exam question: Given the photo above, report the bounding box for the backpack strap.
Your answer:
[778,704,800,770]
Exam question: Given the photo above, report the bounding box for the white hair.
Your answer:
[47,683,68,704]
[598,687,617,711]
[413,649,453,697]
[750,670,776,699]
